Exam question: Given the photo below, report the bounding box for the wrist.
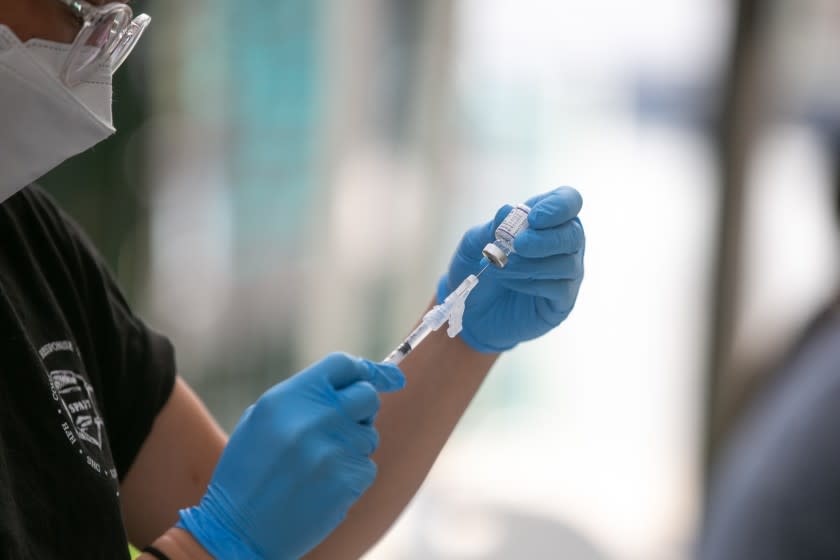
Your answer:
[144,528,214,560]
[176,488,263,560]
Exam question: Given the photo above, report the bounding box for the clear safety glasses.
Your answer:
[55,0,151,87]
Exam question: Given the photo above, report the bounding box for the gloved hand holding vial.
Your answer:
[439,186,585,353]
[385,187,585,363]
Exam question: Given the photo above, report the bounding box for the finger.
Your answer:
[513,219,585,258]
[536,296,576,324]
[362,360,406,392]
[460,204,513,257]
[315,353,368,390]
[498,253,581,280]
[319,352,403,391]
[343,457,378,497]
[524,187,583,229]
[335,380,381,423]
[334,423,380,455]
[499,278,578,302]
[492,204,516,229]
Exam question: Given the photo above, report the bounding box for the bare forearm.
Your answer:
[121,378,226,547]
[130,306,497,560]
[305,300,499,559]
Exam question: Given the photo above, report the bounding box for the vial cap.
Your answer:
[482,243,508,267]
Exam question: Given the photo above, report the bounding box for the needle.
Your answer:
[475,263,491,278]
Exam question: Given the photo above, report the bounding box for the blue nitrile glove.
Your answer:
[440,187,585,352]
[177,353,405,560]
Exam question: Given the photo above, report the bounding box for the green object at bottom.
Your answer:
[129,544,141,559]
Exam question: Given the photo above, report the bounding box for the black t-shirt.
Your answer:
[0,186,176,559]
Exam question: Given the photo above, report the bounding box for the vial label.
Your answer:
[495,205,530,248]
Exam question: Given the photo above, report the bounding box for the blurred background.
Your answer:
[39,0,840,558]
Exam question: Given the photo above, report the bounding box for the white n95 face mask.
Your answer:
[0,24,116,203]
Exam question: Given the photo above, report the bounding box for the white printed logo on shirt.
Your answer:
[39,340,117,481]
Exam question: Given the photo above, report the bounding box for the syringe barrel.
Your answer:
[383,321,434,365]
[383,274,480,364]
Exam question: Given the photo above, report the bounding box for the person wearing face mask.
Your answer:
[0,1,586,559]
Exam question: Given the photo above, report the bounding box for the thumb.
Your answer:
[460,204,513,257]
[362,360,406,393]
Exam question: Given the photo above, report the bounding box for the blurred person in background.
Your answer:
[700,143,840,559]
[0,1,585,559]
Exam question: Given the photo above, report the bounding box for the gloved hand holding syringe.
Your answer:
[384,203,532,365]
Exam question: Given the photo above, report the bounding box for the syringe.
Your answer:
[383,274,480,365]
[383,202,531,365]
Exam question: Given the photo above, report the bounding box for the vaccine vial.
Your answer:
[482,203,531,267]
